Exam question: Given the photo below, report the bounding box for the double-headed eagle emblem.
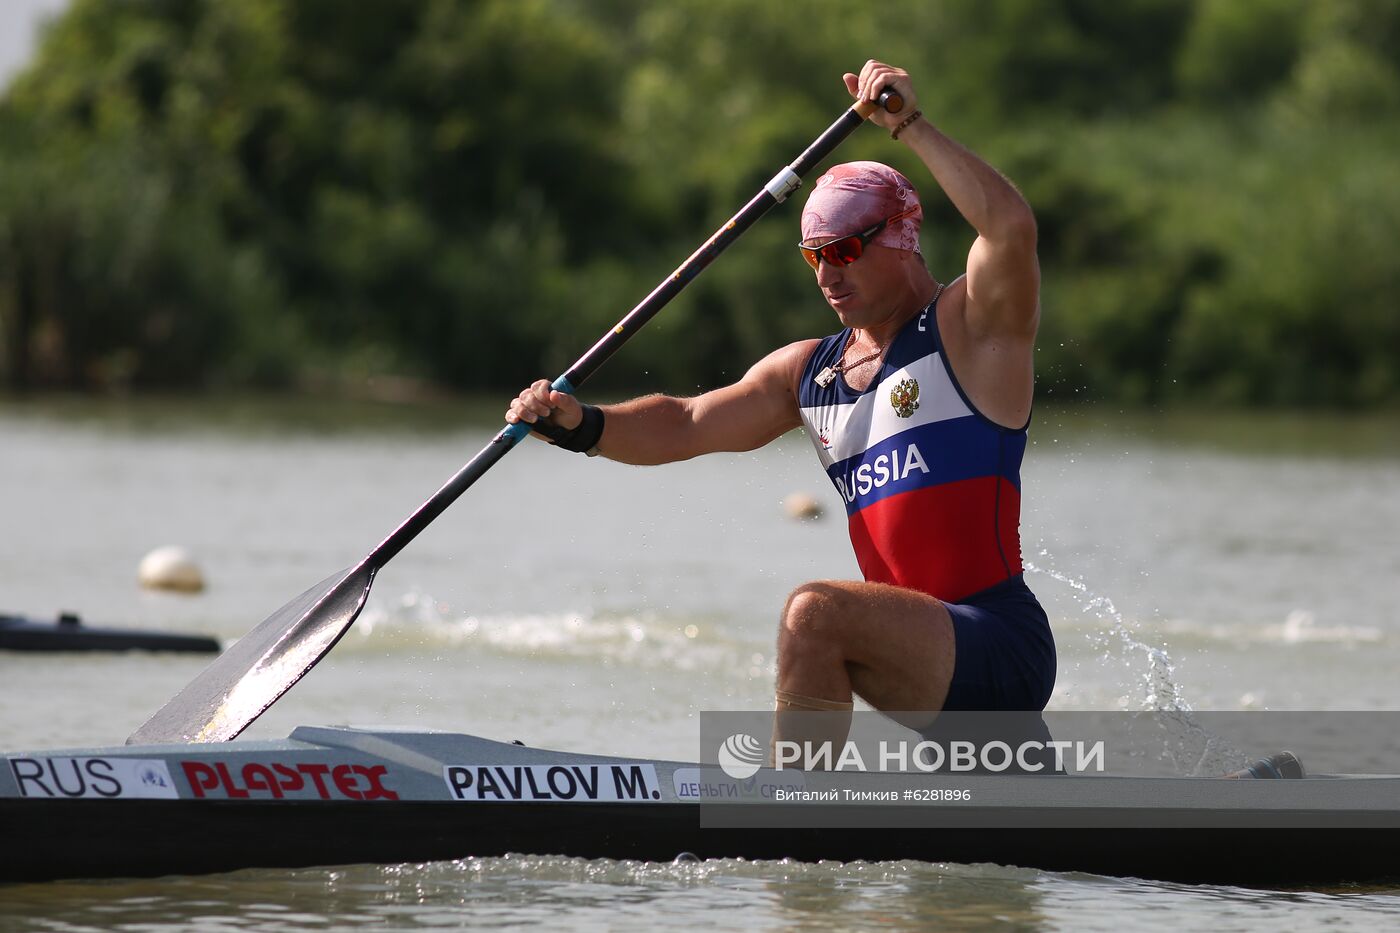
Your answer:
[889,378,920,418]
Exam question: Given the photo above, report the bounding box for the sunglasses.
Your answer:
[798,206,919,270]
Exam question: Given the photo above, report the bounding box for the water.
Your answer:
[2,398,1399,929]
[6,859,1400,931]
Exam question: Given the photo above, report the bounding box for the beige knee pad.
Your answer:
[775,689,854,712]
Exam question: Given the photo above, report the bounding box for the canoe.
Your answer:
[3,725,1397,886]
[0,613,220,653]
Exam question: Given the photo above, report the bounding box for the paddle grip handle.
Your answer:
[853,87,904,119]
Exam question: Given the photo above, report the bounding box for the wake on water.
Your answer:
[343,554,1251,774]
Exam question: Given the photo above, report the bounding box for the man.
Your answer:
[506,61,1054,740]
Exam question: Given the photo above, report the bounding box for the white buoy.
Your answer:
[783,492,824,521]
[138,546,206,594]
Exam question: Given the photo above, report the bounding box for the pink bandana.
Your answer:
[801,161,922,253]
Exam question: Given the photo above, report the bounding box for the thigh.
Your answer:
[794,579,957,714]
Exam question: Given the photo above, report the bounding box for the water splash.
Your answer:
[1026,550,1245,775]
[1025,552,1189,713]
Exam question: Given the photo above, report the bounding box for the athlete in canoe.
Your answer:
[507,61,1052,741]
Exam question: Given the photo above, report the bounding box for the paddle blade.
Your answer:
[127,564,377,745]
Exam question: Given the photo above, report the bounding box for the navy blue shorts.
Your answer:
[941,575,1056,712]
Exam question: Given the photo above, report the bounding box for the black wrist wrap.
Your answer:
[550,403,605,454]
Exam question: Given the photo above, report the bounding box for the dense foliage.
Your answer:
[2,0,1398,405]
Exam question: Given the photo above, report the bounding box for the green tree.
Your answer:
[2,0,1397,406]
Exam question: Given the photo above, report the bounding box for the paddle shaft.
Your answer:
[124,88,903,746]
[368,90,901,569]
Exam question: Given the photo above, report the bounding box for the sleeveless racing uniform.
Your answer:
[796,283,1055,710]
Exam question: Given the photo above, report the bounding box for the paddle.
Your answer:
[127,86,904,746]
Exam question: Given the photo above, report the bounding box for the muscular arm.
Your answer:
[900,121,1039,339]
[507,340,817,465]
[849,63,1040,340]
[845,61,1038,428]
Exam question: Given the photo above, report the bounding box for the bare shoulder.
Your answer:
[745,339,822,399]
[935,276,1036,429]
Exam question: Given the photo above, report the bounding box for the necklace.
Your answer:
[813,283,944,389]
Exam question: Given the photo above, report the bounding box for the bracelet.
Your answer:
[891,109,923,140]
[548,403,605,454]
